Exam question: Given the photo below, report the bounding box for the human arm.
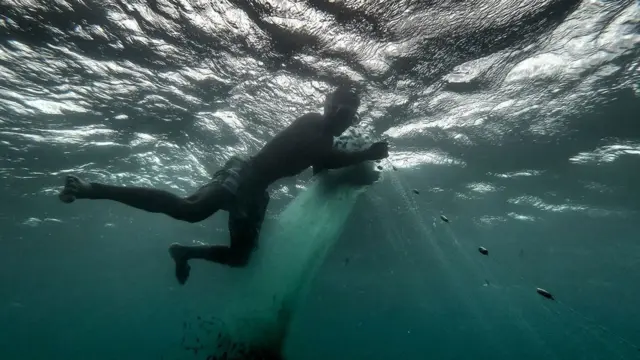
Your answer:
[315,141,389,170]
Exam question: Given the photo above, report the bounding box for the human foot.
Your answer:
[58,175,92,203]
[169,243,191,285]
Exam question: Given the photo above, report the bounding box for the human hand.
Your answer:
[366,141,389,160]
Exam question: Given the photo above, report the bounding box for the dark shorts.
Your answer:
[210,156,270,250]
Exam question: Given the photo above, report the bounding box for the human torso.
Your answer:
[249,113,332,188]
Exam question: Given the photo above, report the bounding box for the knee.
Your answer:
[174,200,209,223]
[226,249,251,268]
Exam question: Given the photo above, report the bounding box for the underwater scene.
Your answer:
[1,0,639,359]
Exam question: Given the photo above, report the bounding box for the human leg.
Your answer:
[168,190,270,284]
[58,175,230,223]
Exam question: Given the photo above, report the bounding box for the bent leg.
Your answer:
[225,190,270,266]
[59,175,229,223]
[168,191,270,284]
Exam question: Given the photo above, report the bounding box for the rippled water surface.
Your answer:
[1,0,639,359]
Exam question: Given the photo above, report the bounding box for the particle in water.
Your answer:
[536,288,555,300]
[412,189,420,195]
[440,215,449,223]
[344,257,350,265]
[478,247,488,255]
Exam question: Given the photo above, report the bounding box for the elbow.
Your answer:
[313,165,327,175]
[319,160,341,170]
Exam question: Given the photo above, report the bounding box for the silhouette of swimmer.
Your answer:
[58,87,389,285]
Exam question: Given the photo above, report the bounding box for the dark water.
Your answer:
[1,0,639,359]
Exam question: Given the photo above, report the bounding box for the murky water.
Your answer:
[1,0,639,359]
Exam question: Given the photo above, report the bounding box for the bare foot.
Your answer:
[58,175,92,203]
[169,243,191,285]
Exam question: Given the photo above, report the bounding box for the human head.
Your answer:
[323,86,360,136]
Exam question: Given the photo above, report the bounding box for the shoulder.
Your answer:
[292,112,334,151]
[288,112,328,138]
[293,112,324,127]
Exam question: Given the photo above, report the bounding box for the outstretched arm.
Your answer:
[315,141,389,171]
[316,148,372,170]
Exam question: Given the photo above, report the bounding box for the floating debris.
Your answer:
[536,288,555,300]
[478,247,488,256]
[377,165,383,170]
[412,189,420,195]
[440,215,449,223]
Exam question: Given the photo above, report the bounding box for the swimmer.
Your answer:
[58,87,389,285]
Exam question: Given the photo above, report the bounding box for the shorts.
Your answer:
[211,155,270,231]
